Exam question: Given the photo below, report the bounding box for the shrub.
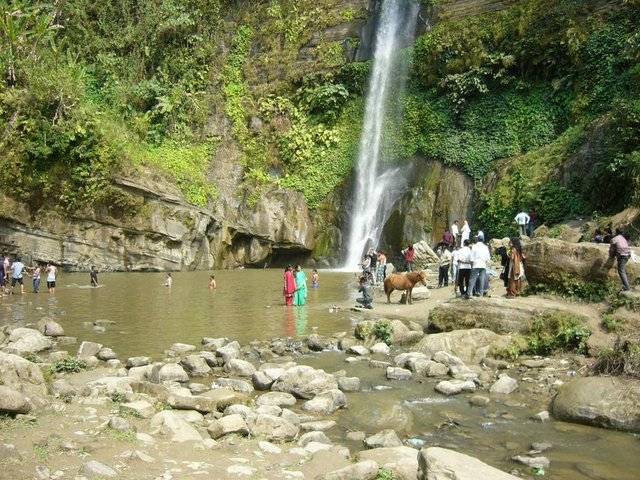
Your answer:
[525,312,591,356]
[50,358,87,374]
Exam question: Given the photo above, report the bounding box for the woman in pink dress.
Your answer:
[283,265,296,306]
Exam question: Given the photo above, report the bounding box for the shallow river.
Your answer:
[1,270,638,479]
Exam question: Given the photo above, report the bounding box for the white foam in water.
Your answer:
[405,397,451,405]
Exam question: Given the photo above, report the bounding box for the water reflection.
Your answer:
[0,270,356,359]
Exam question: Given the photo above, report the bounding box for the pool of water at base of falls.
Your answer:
[1,269,638,479]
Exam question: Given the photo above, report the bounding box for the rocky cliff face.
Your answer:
[0,175,315,271]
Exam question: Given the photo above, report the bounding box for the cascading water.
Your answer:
[344,0,419,269]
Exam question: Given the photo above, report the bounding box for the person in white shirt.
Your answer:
[461,220,471,245]
[515,211,530,237]
[457,240,472,297]
[450,245,460,287]
[451,220,459,246]
[467,236,491,298]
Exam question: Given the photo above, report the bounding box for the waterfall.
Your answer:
[343,0,419,269]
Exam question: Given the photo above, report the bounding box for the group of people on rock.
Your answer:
[435,234,527,298]
[1,254,58,296]
[283,264,318,306]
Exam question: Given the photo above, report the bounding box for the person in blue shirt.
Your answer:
[9,256,26,295]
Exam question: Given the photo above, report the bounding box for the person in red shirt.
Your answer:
[405,245,415,272]
[283,265,296,306]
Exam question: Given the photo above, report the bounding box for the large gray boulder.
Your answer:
[0,386,31,414]
[0,351,47,397]
[525,237,639,287]
[38,318,65,337]
[271,365,338,399]
[551,377,640,432]
[418,447,521,480]
[415,329,512,365]
[4,328,54,355]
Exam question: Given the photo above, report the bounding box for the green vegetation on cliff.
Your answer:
[0,0,638,229]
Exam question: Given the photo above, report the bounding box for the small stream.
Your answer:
[1,270,638,479]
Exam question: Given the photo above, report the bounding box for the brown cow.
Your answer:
[383,271,428,304]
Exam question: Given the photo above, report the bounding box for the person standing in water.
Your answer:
[283,265,296,306]
[90,266,101,287]
[164,273,172,287]
[293,265,308,306]
[209,275,217,289]
[30,263,41,293]
[45,263,57,294]
[311,269,319,288]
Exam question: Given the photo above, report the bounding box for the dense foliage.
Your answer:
[0,0,638,226]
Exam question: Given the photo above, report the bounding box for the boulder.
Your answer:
[418,447,521,480]
[97,348,118,361]
[415,329,512,365]
[302,389,347,415]
[180,355,212,376]
[252,368,285,390]
[80,460,118,478]
[318,460,379,480]
[224,358,256,377]
[4,328,54,355]
[120,400,156,419]
[298,431,331,447]
[409,241,440,268]
[214,378,254,394]
[386,367,412,381]
[216,341,241,363]
[337,376,360,392]
[428,296,592,334]
[0,386,31,414]
[245,413,298,442]
[158,363,189,383]
[77,341,103,360]
[308,334,331,351]
[271,365,338,399]
[126,357,151,368]
[50,379,77,399]
[207,414,249,439]
[371,343,391,355]
[0,351,47,397]
[525,237,639,287]
[489,375,518,395]
[435,380,476,396]
[256,391,297,407]
[364,429,403,449]
[149,410,202,442]
[551,377,640,432]
[38,318,65,337]
[357,446,419,480]
[169,343,196,354]
[202,337,228,351]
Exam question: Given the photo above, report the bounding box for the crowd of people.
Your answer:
[1,255,59,296]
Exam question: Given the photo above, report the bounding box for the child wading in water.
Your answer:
[164,273,172,287]
[312,269,319,288]
[209,275,217,289]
